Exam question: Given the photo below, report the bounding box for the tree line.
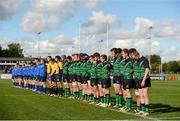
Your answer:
[148,55,180,74]
[0,43,24,58]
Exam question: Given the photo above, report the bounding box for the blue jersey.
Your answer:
[32,66,36,78]
[22,67,25,77]
[26,67,30,77]
[11,67,16,77]
[24,67,28,77]
[29,67,34,77]
[16,67,20,76]
[39,64,47,77]
[34,65,39,77]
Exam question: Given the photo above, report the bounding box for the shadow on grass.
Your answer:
[111,97,180,114]
[150,103,180,113]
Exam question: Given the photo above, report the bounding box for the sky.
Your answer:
[0,0,180,62]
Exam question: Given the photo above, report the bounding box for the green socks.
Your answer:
[116,94,123,105]
[141,104,146,112]
[145,104,150,113]
[74,92,79,99]
[119,94,123,105]
[116,94,119,105]
[64,88,70,97]
[105,94,110,104]
[100,96,104,103]
[125,97,132,109]
[79,90,83,99]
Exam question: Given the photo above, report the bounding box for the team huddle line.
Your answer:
[11,48,151,117]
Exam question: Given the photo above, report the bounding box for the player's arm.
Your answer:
[59,62,63,74]
[50,64,55,76]
[141,58,150,86]
[142,68,150,82]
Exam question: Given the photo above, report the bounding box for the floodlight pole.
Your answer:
[37,32,41,57]
[99,40,103,54]
[148,26,153,74]
[78,23,81,54]
[106,23,109,58]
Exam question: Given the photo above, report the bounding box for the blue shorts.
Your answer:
[39,76,46,82]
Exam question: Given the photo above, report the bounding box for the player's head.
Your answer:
[100,54,107,62]
[37,58,41,64]
[83,53,89,60]
[61,55,66,61]
[116,48,122,57]
[122,48,129,59]
[15,63,19,67]
[131,51,140,60]
[89,55,94,63]
[34,58,38,63]
[47,56,52,62]
[129,48,137,59]
[80,53,84,60]
[76,54,81,61]
[51,58,55,64]
[67,56,72,62]
[110,48,117,57]
[93,52,100,61]
[55,55,61,62]
[40,58,45,64]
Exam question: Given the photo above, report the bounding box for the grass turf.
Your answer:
[0,79,180,120]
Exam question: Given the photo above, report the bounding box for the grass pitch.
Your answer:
[0,79,180,120]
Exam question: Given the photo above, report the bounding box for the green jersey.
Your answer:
[86,60,92,77]
[123,58,133,80]
[90,62,99,79]
[133,56,150,80]
[68,62,74,76]
[80,60,86,77]
[112,56,125,77]
[100,61,113,79]
[80,60,92,77]
[75,61,82,76]
[62,61,70,75]
[96,61,103,79]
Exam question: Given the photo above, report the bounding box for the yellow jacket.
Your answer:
[51,61,63,75]
[47,62,53,74]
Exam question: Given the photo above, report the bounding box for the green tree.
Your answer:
[0,43,24,57]
[163,61,180,73]
[148,55,161,73]
[7,43,24,57]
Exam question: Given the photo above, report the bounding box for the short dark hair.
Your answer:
[101,54,107,61]
[116,48,122,54]
[47,56,52,59]
[55,55,61,61]
[110,48,117,54]
[93,52,100,58]
[67,56,72,61]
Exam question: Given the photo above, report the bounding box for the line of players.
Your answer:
[11,48,151,116]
